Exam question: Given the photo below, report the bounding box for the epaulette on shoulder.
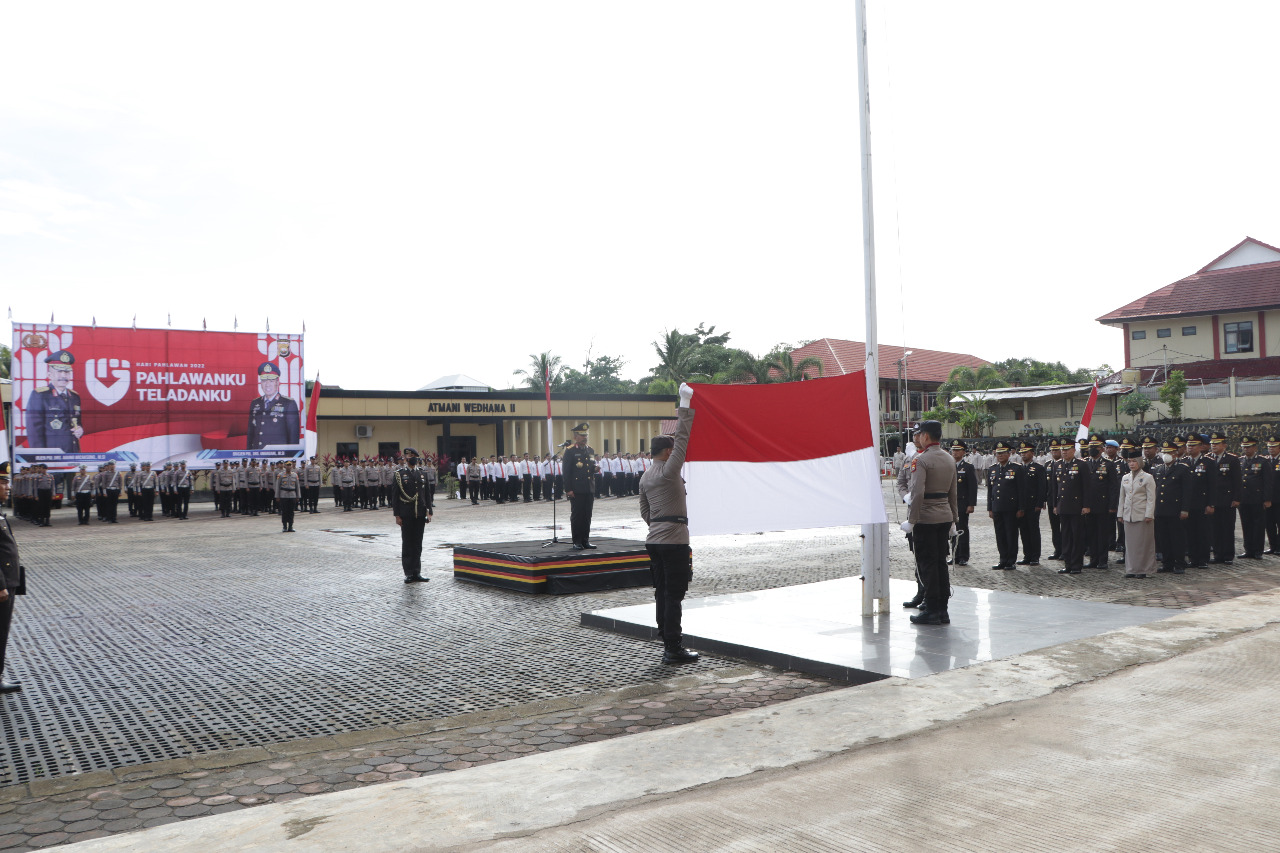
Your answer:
[34,385,49,393]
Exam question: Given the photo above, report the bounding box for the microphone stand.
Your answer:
[542,443,571,548]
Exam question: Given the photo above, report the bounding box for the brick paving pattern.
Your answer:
[1,480,1278,849]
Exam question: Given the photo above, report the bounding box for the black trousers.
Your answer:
[1060,512,1084,571]
[1266,504,1280,552]
[1211,506,1237,561]
[647,543,692,649]
[36,489,52,524]
[1018,509,1042,562]
[1155,516,1187,570]
[913,522,951,613]
[953,510,971,563]
[522,475,533,501]
[104,490,120,522]
[1186,511,1212,566]
[400,517,426,577]
[75,492,92,524]
[176,487,190,519]
[0,593,14,675]
[458,478,467,500]
[279,497,296,529]
[601,474,613,498]
[569,492,594,545]
[1084,512,1112,566]
[507,477,520,502]
[1239,503,1266,556]
[992,510,1020,566]
[127,488,137,516]
[308,485,320,511]
[469,480,480,504]
[140,488,156,520]
[1048,506,1062,555]
[554,475,563,499]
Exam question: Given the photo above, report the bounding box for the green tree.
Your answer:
[560,355,637,394]
[769,351,823,383]
[1118,389,1153,426]
[1158,370,1188,421]
[937,365,1006,404]
[0,345,9,380]
[729,352,777,385]
[650,329,705,384]
[513,351,565,391]
[647,379,678,396]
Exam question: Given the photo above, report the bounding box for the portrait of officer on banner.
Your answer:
[26,350,85,452]
[247,362,301,450]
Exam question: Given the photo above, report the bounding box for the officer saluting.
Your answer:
[247,362,301,450]
[26,350,84,452]
[562,423,599,549]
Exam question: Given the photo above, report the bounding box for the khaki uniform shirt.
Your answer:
[906,444,958,526]
[639,408,694,545]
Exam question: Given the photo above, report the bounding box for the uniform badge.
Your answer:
[278,340,292,357]
[22,333,47,349]
[50,419,63,431]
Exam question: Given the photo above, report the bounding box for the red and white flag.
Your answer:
[1075,381,1098,445]
[304,376,322,458]
[683,371,886,536]
[545,367,555,458]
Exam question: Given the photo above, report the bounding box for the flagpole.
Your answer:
[856,0,889,616]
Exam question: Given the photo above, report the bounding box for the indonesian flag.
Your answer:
[304,376,322,458]
[683,371,886,536]
[1075,381,1098,445]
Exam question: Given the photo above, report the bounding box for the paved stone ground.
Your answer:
[1,481,1278,849]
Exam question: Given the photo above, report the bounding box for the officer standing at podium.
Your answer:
[562,423,598,549]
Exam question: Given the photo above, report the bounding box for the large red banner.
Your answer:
[11,324,305,471]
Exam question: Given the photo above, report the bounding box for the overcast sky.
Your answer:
[3,1,1278,391]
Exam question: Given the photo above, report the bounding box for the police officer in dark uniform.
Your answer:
[986,440,1024,569]
[949,440,977,567]
[1207,432,1241,564]
[0,462,26,693]
[393,448,434,583]
[1181,434,1218,569]
[247,362,301,450]
[26,350,84,452]
[1236,436,1272,559]
[1045,438,1064,560]
[1083,435,1115,569]
[1016,439,1048,566]
[1153,439,1190,574]
[562,423,599,550]
[1266,435,1280,555]
[1055,438,1090,574]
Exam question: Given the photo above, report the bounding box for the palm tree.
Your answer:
[770,351,823,383]
[937,364,1006,404]
[730,352,776,385]
[513,351,565,391]
[650,329,703,383]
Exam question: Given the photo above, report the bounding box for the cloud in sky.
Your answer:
[2,1,1279,390]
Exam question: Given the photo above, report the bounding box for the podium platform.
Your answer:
[453,538,653,594]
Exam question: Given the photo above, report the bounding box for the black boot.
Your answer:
[902,592,924,609]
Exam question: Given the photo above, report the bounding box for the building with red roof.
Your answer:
[1098,237,1280,372]
[788,338,990,425]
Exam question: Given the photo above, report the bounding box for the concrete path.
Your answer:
[59,587,1280,851]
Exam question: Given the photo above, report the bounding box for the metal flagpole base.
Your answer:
[861,521,890,616]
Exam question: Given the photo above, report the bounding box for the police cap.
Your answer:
[1017,440,1035,453]
[993,440,1013,452]
[258,362,282,378]
[45,350,75,369]
[948,439,967,452]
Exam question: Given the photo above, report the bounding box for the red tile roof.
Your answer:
[1097,238,1280,324]
[790,338,990,385]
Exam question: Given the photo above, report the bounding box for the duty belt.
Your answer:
[923,492,948,499]
[652,515,689,524]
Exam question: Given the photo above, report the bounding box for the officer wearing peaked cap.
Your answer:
[27,350,85,452]
[1045,438,1065,560]
[1236,436,1271,559]
[1180,433,1217,569]
[1153,439,1190,574]
[1207,432,1241,564]
[986,440,1024,570]
[393,448,433,582]
[247,362,301,450]
[1265,435,1280,554]
[949,440,977,567]
[563,423,599,549]
[1016,439,1048,566]
[1083,434,1115,569]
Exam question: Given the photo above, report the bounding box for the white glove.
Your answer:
[678,383,694,408]
[899,521,914,534]
[949,524,957,538]
[903,492,913,506]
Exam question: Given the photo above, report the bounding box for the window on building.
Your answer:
[1156,328,1171,338]
[1131,330,1146,340]
[1224,321,1254,353]
[1182,326,1197,336]
[336,442,359,459]
[604,439,610,452]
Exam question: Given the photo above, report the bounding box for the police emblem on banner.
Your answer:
[22,333,47,349]
[278,340,291,357]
